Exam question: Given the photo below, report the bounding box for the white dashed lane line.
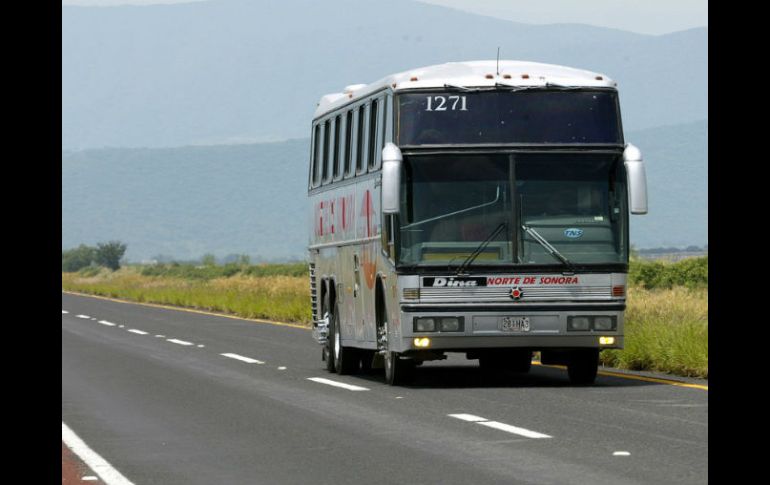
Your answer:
[448,413,551,439]
[62,310,69,314]
[127,329,148,335]
[307,377,370,391]
[166,338,194,346]
[76,315,92,319]
[221,353,264,364]
[98,320,116,327]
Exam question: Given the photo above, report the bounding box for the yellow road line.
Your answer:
[63,291,708,391]
[532,361,708,391]
[61,290,310,330]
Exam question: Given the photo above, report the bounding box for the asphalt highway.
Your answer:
[62,292,708,485]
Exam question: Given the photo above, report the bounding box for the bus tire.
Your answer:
[384,350,414,385]
[567,349,599,385]
[322,289,335,372]
[332,301,359,375]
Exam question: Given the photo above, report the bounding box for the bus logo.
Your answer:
[423,277,487,287]
[564,228,584,238]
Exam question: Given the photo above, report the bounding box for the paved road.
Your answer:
[62,292,708,485]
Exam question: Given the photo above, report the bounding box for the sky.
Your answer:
[62,0,707,36]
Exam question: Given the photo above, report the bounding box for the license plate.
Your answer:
[500,316,530,332]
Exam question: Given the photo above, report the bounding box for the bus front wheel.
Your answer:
[384,350,414,386]
[567,349,599,385]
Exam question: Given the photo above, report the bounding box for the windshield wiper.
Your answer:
[494,81,581,91]
[456,222,507,275]
[521,224,575,272]
[402,186,501,229]
[545,81,581,90]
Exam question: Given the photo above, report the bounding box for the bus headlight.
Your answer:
[568,316,591,331]
[414,317,436,332]
[593,316,616,331]
[439,317,462,332]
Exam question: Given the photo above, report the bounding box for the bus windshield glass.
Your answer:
[397,153,627,268]
[398,90,621,145]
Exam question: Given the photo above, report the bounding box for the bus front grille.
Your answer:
[418,286,613,302]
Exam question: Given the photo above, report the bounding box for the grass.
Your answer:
[62,266,312,324]
[62,262,708,379]
[600,286,708,378]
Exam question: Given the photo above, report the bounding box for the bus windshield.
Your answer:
[397,153,628,268]
[398,90,622,145]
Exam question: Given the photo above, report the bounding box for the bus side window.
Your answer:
[333,114,342,181]
[356,104,367,175]
[312,123,321,188]
[344,110,354,178]
[383,94,392,147]
[322,119,331,184]
[368,98,379,170]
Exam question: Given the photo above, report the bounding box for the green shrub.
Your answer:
[628,256,707,289]
[139,261,307,280]
[62,244,97,272]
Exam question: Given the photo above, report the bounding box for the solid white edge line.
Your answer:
[62,422,135,485]
[166,339,194,346]
[127,329,148,335]
[478,421,552,439]
[221,353,264,364]
[307,377,370,391]
[448,413,488,422]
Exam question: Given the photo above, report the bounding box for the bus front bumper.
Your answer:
[398,304,624,352]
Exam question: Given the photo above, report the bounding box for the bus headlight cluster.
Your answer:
[567,315,617,331]
[415,318,436,332]
[414,317,464,332]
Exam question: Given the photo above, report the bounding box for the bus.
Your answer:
[307,60,648,385]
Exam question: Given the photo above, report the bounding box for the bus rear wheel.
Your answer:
[322,290,335,372]
[567,349,599,385]
[332,301,359,375]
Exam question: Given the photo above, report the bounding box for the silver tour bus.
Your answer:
[308,61,647,385]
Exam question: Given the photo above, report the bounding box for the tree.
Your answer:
[62,244,97,272]
[95,241,127,271]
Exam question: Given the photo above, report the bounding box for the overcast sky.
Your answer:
[62,0,707,36]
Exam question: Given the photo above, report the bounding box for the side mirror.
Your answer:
[381,143,402,214]
[623,143,648,215]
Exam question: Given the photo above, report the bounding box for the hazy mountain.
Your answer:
[61,120,707,261]
[626,120,708,248]
[62,0,707,149]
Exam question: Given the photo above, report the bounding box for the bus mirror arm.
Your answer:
[623,143,648,215]
[382,143,403,214]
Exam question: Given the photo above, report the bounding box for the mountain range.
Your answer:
[62,0,707,149]
[62,120,707,261]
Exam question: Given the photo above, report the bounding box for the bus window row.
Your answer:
[309,93,392,189]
